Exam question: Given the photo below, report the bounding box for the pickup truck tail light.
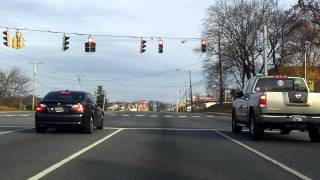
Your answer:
[35,104,47,112]
[71,103,84,113]
[259,93,267,107]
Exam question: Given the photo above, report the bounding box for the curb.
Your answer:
[200,112,231,116]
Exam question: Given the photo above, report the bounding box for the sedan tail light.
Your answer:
[35,104,47,112]
[259,92,267,107]
[71,103,84,113]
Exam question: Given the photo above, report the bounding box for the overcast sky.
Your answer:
[0,0,296,103]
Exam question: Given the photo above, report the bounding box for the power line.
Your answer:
[81,60,204,82]
[0,26,202,40]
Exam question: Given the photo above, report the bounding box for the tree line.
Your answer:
[0,67,29,107]
[201,0,320,95]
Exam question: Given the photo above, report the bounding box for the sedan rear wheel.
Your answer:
[35,124,46,133]
[83,116,94,134]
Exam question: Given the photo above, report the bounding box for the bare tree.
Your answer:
[202,0,277,90]
[0,68,30,103]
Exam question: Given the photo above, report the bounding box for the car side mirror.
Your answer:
[231,91,243,98]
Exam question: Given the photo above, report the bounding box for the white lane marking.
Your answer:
[192,116,201,118]
[28,128,123,180]
[104,127,225,131]
[178,115,187,118]
[18,114,32,117]
[0,127,34,135]
[121,114,130,117]
[163,115,172,118]
[0,125,33,128]
[0,114,32,117]
[214,130,312,180]
[135,114,145,117]
[207,115,215,118]
[150,115,158,117]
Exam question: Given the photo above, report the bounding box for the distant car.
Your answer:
[35,90,104,134]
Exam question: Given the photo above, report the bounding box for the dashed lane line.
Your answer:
[163,115,172,118]
[178,115,187,118]
[0,127,34,136]
[214,130,312,180]
[135,115,145,117]
[121,114,130,117]
[150,115,159,118]
[28,128,124,180]
[192,116,201,118]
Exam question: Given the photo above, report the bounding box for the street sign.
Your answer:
[308,80,314,92]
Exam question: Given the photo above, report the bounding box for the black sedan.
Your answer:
[35,90,104,133]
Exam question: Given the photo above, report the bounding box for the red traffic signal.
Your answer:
[201,38,207,53]
[158,39,164,53]
[85,35,96,53]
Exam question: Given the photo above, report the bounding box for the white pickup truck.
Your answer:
[231,75,320,142]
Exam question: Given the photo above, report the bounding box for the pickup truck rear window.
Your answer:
[254,78,308,92]
[43,92,85,101]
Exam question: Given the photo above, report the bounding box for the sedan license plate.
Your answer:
[292,115,303,122]
[55,107,64,112]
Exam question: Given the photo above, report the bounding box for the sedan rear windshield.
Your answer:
[43,92,85,101]
[254,78,308,92]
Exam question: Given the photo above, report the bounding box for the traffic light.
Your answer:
[85,35,96,53]
[140,39,146,53]
[3,28,10,47]
[12,30,24,49]
[158,39,164,53]
[62,33,70,51]
[201,38,207,53]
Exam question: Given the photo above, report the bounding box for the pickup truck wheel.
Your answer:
[249,112,264,141]
[280,129,290,135]
[308,128,320,142]
[232,110,242,133]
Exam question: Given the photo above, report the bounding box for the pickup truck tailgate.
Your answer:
[263,92,320,114]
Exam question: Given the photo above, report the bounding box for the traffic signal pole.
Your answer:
[32,60,41,110]
[218,31,223,105]
[189,69,193,112]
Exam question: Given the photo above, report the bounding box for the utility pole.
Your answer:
[77,75,83,88]
[304,52,307,80]
[102,97,106,111]
[218,31,223,105]
[32,60,41,110]
[263,25,268,76]
[189,69,193,112]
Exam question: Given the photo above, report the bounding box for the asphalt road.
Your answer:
[0,111,319,180]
